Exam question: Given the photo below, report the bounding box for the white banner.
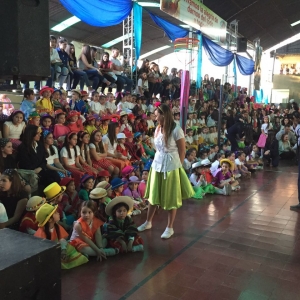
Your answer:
[160,0,227,43]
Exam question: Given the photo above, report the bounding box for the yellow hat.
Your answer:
[36,203,58,227]
[26,196,46,211]
[44,182,66,202]
[220,158,234,170]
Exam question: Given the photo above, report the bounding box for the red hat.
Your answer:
[125,132,134,138]
[39,86,54,96]
[81,91,88,96]
[101,115,111,121]
[66,110,80,120]
[128,113,135,120]
[60,177,74,187]
[154,101,161,108]
[121,166,135,177]
[98,170,111,177]
[54,109,66,116]
[111,114,120,120]
[86,114,96,121]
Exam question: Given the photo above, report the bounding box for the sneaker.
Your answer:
[132,209,141,215]
[235,174,241,178]
[161,228,174,239]
[224,184,232,196]
[104,248,119,256]
[137,221,152,232]
[290,203,300,211]
[132,245,144,252]
[33,89,39,94]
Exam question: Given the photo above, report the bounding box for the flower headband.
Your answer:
[3,169,15,177]
[0,138,10,148]
[42,130,51,138]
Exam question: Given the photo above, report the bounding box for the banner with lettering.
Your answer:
[160,0,227,43]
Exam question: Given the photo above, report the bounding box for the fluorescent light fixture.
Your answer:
[291,20,300,27]
[102,33,133,48]
[51,16,81,32]
[180,24,190,28]
[138,2,160,7]
[266,33,300,52]
[139,45,171,59]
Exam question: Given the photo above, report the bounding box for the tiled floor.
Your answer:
[62,163,300,300]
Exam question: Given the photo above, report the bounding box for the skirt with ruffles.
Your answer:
[144,167,194,210]
[192,184,216,199]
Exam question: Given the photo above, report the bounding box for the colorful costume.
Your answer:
[19,212,38,234]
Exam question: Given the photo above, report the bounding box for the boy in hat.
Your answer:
[69,89,87,114]
[28,111,41,126]
[19,196,46,234]
[96,181,113,204]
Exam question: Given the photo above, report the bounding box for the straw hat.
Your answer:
[89,188,107,200]
[39,86,54,96]
[105,196,134,217]
[36,203,58,227]
[120,111,128,117]
[71,89,82,96]
[96,181,112,190]
[44,182,66,202]
[26,196,46,212]
[220,158,234,169]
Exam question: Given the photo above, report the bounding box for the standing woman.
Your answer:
[17,125,61,187]
[138,104,194,239]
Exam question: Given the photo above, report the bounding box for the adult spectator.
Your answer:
[17,125,61,187]
[139,59,150,75]
[110,47,133,93]
[99,52,117,94]
[226,118,245,152]
[56,37,70,90]
[279,134,295,159]
[263,130,279,167]
[276,125,296,145]
[168,68,177,81]
[78,44,105,91]
[49,35,62,88]
[65,43,94,92]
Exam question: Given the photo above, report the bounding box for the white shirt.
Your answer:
[60,146,80,165]
[46,146,59,165]
[210,160,220,177]
[141,104,147,112]
[152,125,184,173]
[110,58,122,75]
[189,173,206,187]
[235,158,244,166]
[147,120,155,128]
[183,158,192,171]
[0,203,8,223]
[90,101,101,114]
[136,78,148,94]
[102,135,117,155]
[148,104,154,113]
[50,48,60,62]
[4,121,25,139]
[106,101,117,113]
[185,136,193,144]
[261,123,273,134]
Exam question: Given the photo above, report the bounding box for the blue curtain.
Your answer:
[202,36,234,67]
[235,54,255,75]
[133,3,142,61]
[59,0,132,27]
[196,33,202,89]
[148,12,188,41]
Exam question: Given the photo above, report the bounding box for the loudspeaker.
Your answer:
[0,229,61,300]
[0,0,50,80]
[237,37,247,52]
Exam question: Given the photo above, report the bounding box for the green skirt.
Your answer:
[144,167,195,210]
[192,184,216,199]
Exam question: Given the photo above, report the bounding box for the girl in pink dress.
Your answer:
[53,109,70,146]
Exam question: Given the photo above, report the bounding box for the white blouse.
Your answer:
[60,146,80,165]
[46,146,59,165]
[152,125,184,174]
[4,121,25,139]
[102,135,117,155]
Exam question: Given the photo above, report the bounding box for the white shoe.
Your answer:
[224,184,232,196]
[137,221,152,232]
[161,228,174,239]
[33,89,39,94]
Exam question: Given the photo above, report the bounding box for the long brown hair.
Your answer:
[156,103,176,145]
[90,130,105,153]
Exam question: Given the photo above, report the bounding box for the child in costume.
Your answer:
[142,135,156,159]
[36,86,54,115]
[110,178,125,198]
[125,132,140,164]
[99,115,111,136]
[19,196,46,234]
[78,174,95,201]
[210,153,225,177]
[60,177,81,225]
[103,196,144,253]
[84,115,97,135]
[67,110,84,133]
[28,111,40,126]
[116,132,132,161]
[53,109,70,143]
[35,203,88,269]
[89,187,109,222]
[122,176,141,199]
[96,181,113,204]
[70,200,118,258]
[134,132,149,163]
[138,161,152,199]
[41,113,54,133]
[235,151,252,177]
[20,88,36,120]
[226,151,241,179]
[183,147,197,175]
[189,161,231,199]
[97,170,110,182]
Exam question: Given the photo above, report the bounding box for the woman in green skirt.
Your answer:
[137,103,194,239]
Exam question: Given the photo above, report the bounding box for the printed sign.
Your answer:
[160,0,227,43]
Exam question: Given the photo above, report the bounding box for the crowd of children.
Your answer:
[0,79,299,271]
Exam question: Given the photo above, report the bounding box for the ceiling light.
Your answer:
[266,33,300,52]
[102,33,133,48]
[180,24,190,28]
[139,45,171,59]
[291,20,300,27]
[51,16,81,32]
[137,2,160,7]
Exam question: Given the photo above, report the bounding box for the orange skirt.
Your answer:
[107,158,131,172]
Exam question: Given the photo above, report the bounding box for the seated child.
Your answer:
[213,159,240,191]
[121,165,137,190]
[84,115,97,135]
[19,196,46,234]
[116,133,132,162]
[78,175,95,201]
[245,144,263,170]
[41,114,54,133]
[134,132,149,164]
[96,181,113,204]
[190,160,231,199]
[70,200,118,259]
[35,203,88,269]
[111,178,125,197]
[183,147,197,175]
[210,153,225,177]
[226,151,241,179]
[138,161,152,199]
[90,187,109,222]
[60,177,81,225]
[44,182,70,231]
[235,152,251,177]
[66,110,84,133]
[174,112,180,126]
[123,176,141,199]
[185,128,195,148]
[53,109,70,143]
[97,170,111,183]
[103,196,144,253]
